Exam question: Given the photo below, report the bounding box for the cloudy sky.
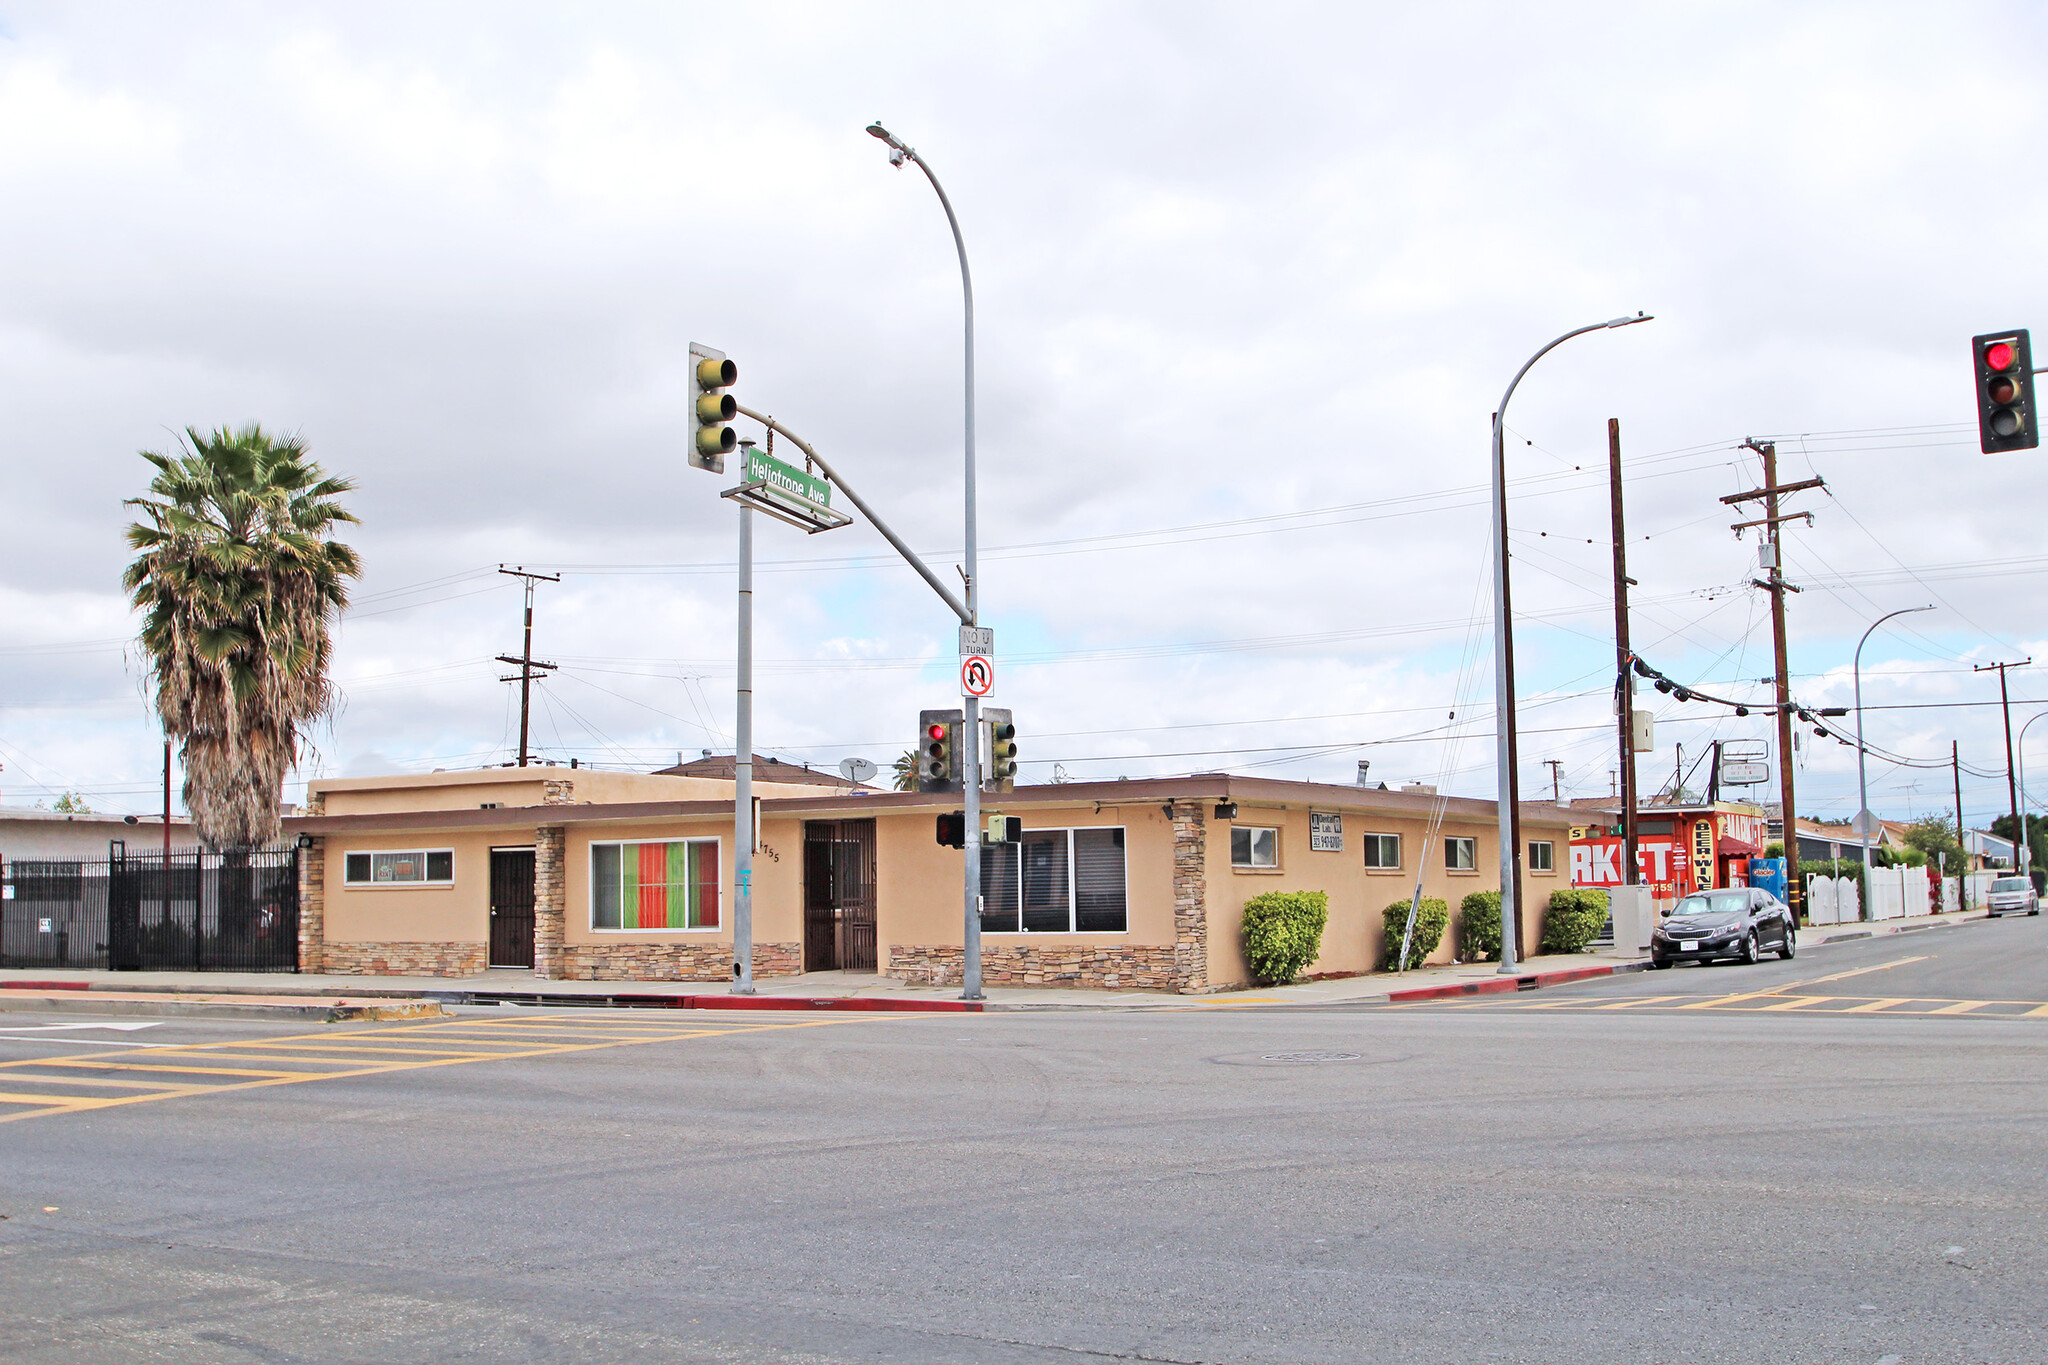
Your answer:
[2,2,2045,832]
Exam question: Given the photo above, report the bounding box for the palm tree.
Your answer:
[891,749,920,792]
[124,424,360,851]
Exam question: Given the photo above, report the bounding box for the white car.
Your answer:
[1986,875,2040,917]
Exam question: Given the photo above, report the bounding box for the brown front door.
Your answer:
[803,820,877,971]
[489,848,536,968]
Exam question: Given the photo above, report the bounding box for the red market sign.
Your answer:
[1570,837,1692,898]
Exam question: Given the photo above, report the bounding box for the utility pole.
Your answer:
[1725,442,1825,922]
[1609,418,1640,885]
[1544,759,1564,804]
[1975,659,2031,875]
[496,567,560,767]
[1954,740,1967,908]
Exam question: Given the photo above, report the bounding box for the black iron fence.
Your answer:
[1,845,300,972]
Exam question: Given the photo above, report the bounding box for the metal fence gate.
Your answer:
[803,819,877,972]
[1,844,300,972]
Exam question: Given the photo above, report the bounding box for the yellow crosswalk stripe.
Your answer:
[0,1014,870,1125]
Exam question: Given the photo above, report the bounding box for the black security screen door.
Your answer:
[802,819,877,972]
[489,848,536,968]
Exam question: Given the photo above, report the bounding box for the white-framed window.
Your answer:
[1528,840,1554,872]
[1446,837,1477,871]
[981,827,1126,934]
[1231,826,1280,869]
[344,849,454,885]
[1363,833,1401,869]
[591,838,720,931]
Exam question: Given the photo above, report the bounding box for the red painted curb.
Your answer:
[1386,963,1618,1004]
[0,980,91,992]
[681,994,981,1013]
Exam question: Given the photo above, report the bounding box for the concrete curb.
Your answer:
[0,993,451,1022]
[1385,960,1650,1004]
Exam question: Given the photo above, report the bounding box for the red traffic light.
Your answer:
[1987,341,2017,372]
[927,723,948,742]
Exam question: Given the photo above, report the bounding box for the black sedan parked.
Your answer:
[1650,887,1796,967]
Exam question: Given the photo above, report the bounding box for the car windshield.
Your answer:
[1992,878,2030,892]
[1671,892,1749,916]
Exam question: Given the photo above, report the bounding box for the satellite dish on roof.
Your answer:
[839,757,878,786]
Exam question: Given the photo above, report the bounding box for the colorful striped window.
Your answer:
[591,839,720,931]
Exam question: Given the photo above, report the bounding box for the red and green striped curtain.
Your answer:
[592,840,720,929]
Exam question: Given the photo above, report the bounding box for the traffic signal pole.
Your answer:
[868,122,985,1000]
[734,498,755,994]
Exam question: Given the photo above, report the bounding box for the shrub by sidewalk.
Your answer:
[1542,887,1609,954]
[1240,891,1329,986]
[1381,897,1449,971]
[1458,889,1502,962]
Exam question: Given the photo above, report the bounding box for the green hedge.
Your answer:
[1458,889,1502,962]
[1541,887,1609,954]
[1381,897,1449,971]
[1240,891,1329,986]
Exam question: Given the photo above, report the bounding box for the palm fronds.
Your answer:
[125,424,360,850]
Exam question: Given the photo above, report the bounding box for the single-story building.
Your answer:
[0,807,196,865]
[286,767,1578,992]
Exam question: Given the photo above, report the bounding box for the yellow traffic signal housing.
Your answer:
[688,343,737,473]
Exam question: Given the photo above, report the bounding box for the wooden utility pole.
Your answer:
[1544,759,1565,804]
[1975,659,2031,874]
[496,566,561,768]
[1724,442,1826,922]
[1953,739,1967,909]
[1607,417,1640,884]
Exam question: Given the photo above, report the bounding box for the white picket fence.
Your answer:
[1807,866,1937,924]
[1805,875,1860,925]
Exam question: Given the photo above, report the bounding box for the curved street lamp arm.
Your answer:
[734,405,971,625]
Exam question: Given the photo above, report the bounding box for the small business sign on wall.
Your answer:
[1309,811,1343,852]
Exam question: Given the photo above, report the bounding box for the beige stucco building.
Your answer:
[288,767,1579,993]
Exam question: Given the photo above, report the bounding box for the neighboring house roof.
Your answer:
[654,754,855,788]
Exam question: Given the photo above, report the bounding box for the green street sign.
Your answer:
[743,445,831,516]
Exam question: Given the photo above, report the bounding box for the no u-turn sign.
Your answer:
[961,655,994,697]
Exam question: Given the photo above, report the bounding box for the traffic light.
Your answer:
[1973,330,2037,453]
[983,814,1022,845]
[985,707,1017,792]
[688,342,738,473]
[917,708,962,793]
[935,811,966,848]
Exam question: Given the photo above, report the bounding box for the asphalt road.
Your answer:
[0,916,2043,1365]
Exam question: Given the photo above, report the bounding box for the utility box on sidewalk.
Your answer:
[1607,885,1654,956]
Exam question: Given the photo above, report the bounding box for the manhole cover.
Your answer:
[1259,1051,1362,1063]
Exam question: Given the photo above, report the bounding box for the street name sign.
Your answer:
[745,445,832,517]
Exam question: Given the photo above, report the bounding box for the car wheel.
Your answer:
[1778,926,1796,960]
[1650,956,1672,970]
[1741,931,1759,964]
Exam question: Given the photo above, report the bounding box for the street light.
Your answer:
[1854,605,1935,919]
[867,121,987,1001]
[1491,314,1651,973]
[2016,710,2048,881]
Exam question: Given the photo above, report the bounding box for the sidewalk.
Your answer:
[0,906,1986,1018]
